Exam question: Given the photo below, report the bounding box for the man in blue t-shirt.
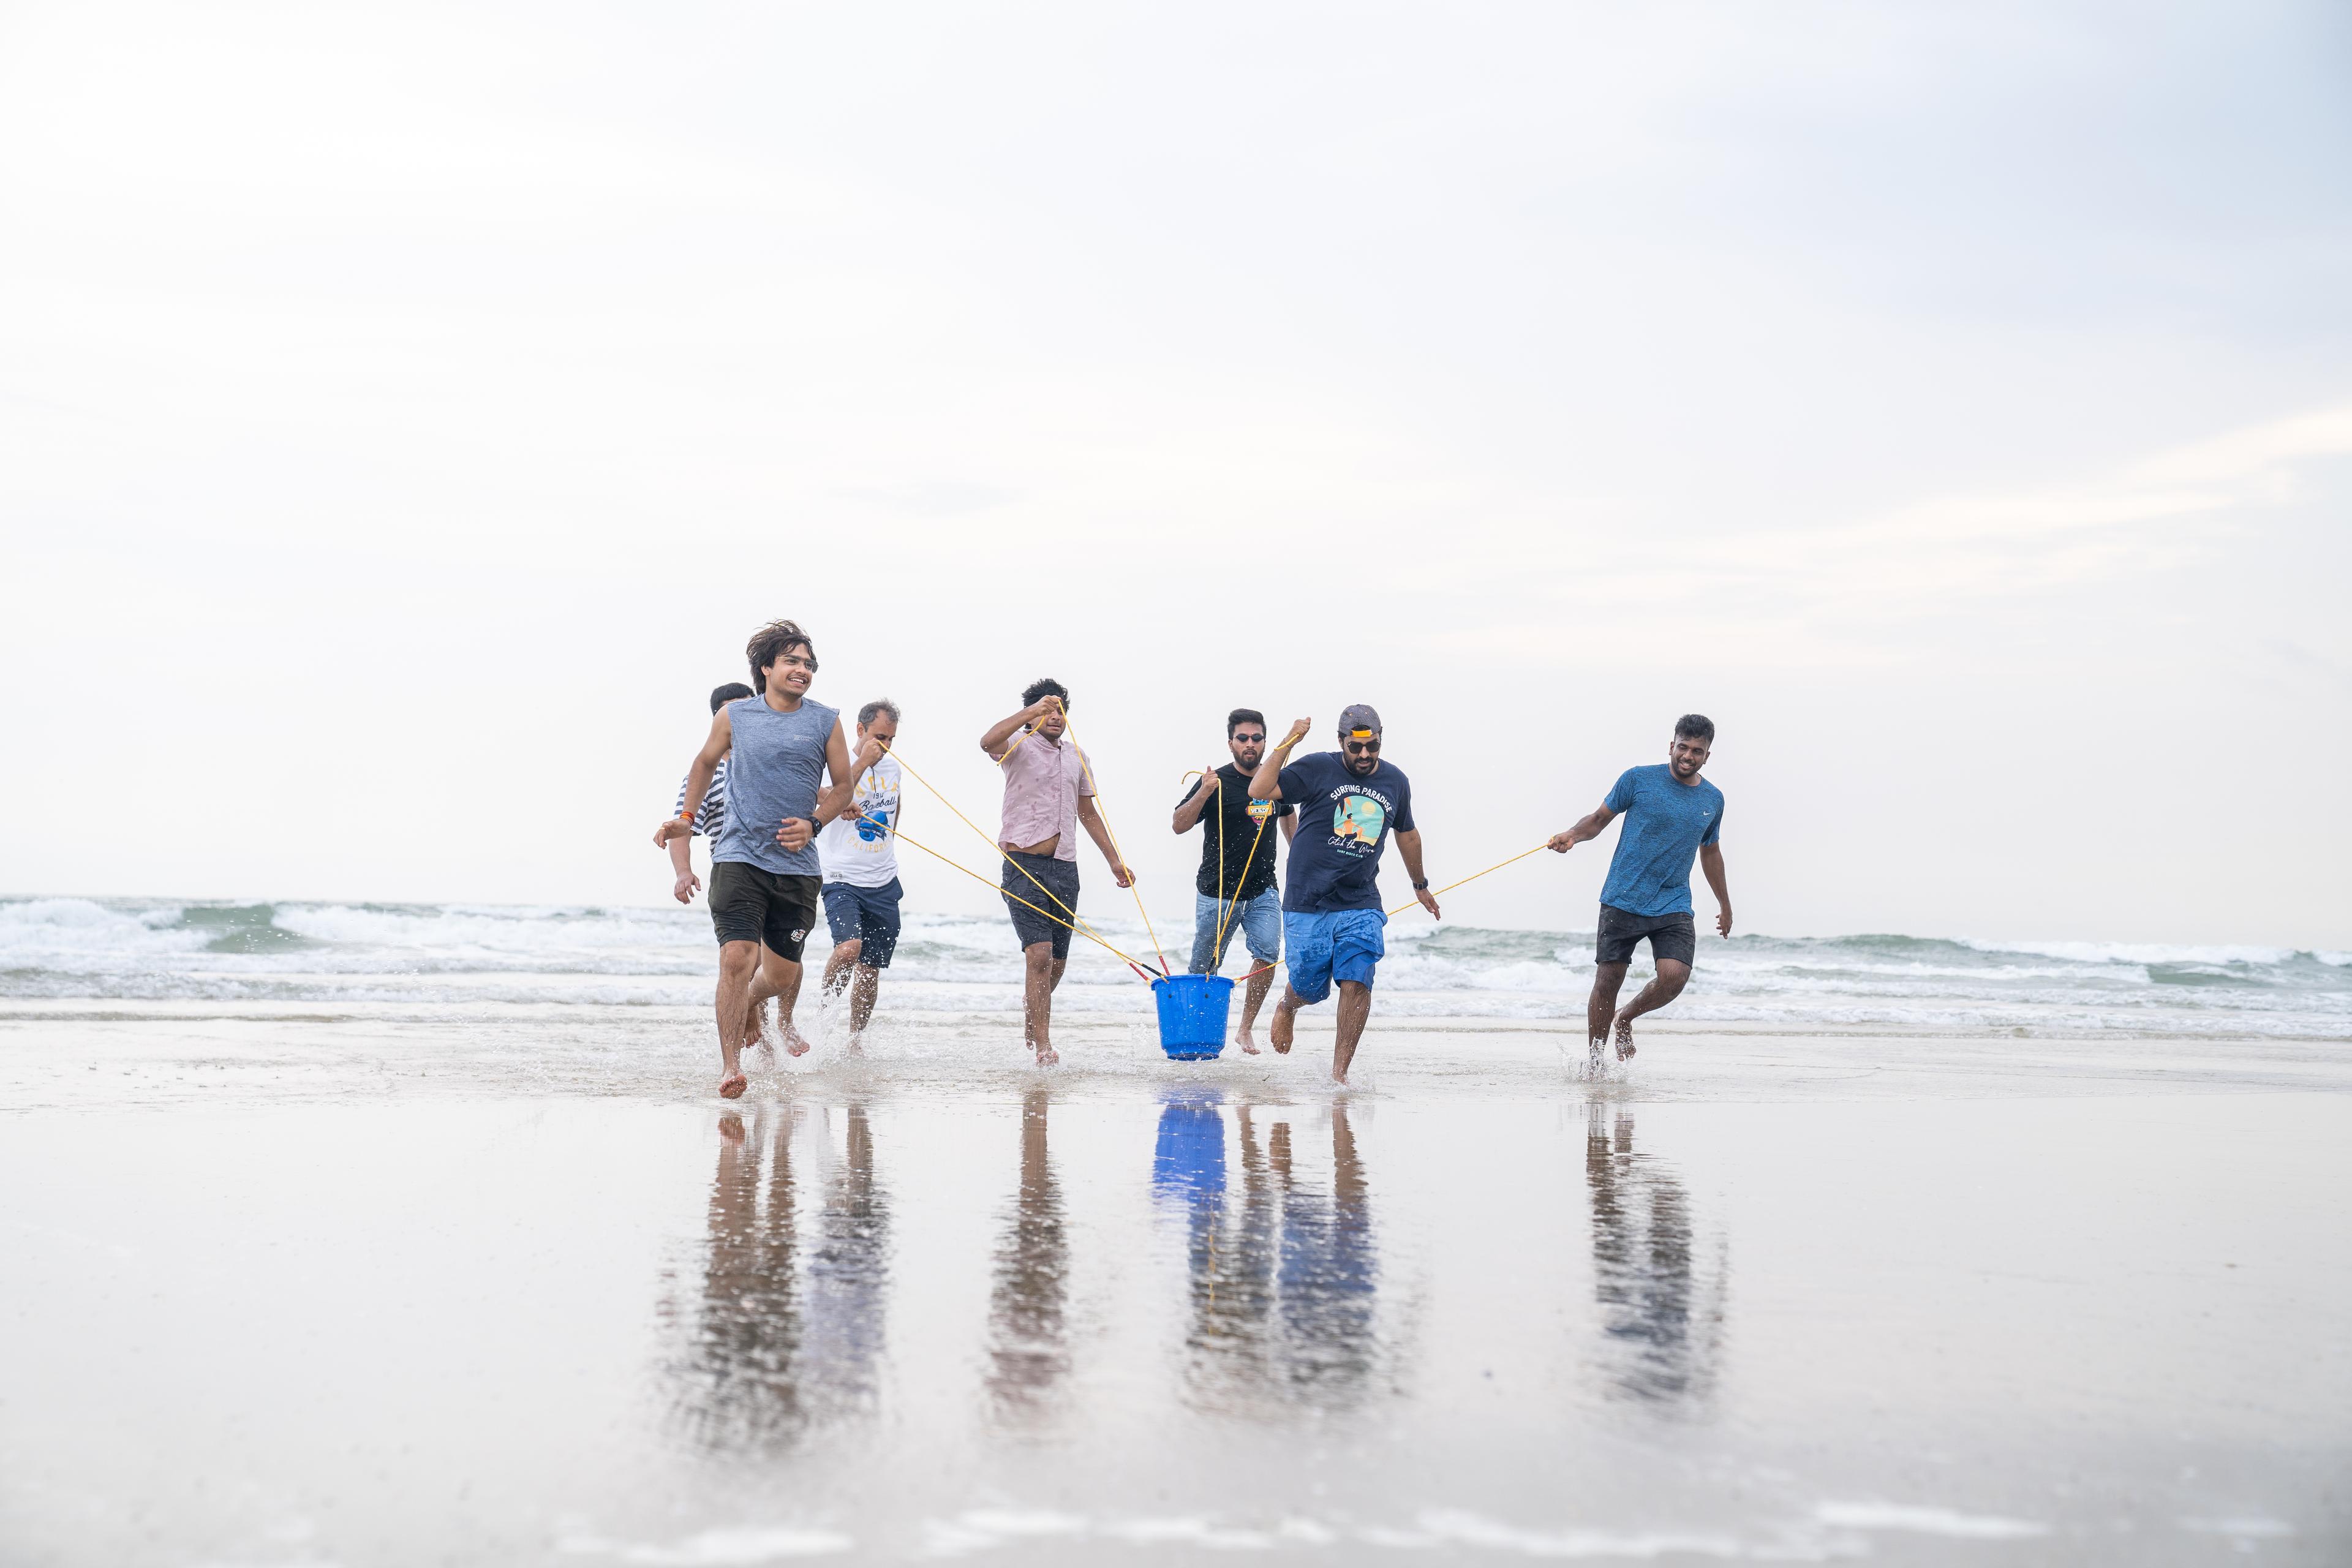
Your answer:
[1248,704,1441,1084]
[1548,714,1733,1068]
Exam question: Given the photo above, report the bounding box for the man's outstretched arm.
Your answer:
[1699,843,1732,937]
[1393,829,1440,919]
[1250,717,1311,801]
[1546,803,1616,854]
[655,710,733,848]
[1075,796,1134,888]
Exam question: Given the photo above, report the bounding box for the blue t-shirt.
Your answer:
[1599,764,1724,917]
[1275,752,1415,914]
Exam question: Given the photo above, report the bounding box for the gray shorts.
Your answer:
[1001,851,1080,960]
[1595,904,1696,968]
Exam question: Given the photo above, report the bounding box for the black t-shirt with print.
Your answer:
[1173,763,1295,901]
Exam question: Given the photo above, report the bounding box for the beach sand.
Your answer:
[2,1002,2346,1565]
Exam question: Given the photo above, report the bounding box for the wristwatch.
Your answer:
[1412,878,1429,890]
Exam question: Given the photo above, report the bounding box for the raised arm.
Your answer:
[1699,842,1732,937]
[1172,766,1222,832]
[1250,717,1311,801]
[1546,802,1616,854]
[981,695,1058,760]
[1074,795,1134,888]
[1393,828,1440,919]
[654,709,733,848]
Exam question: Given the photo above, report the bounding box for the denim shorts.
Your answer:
[821,877,904,968]
[1281,908,1387,1004]
[1189,888,1281,973]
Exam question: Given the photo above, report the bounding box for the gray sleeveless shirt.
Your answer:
[714,695,838,876]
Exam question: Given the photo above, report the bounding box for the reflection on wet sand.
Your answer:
[1583,1104,1726,1406]
[666,1102,892,1452]
[1156,1095,1386,1415]
[987,1087,1071,1424]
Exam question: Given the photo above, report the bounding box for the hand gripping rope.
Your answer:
[1055,711,1172,978]
[1178,767,1272,971]
[872,743,1166,979]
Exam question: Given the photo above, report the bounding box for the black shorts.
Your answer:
[709,862,821,960]
[1001,851,1079,961]
[1595,904,1697,968]
[821,878,904,968]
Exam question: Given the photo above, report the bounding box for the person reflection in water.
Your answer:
[1583,1105,1725,1404]
[1163,1099,1381,1413]
[987,1087,1071,1423]
[669,1104,892,1452]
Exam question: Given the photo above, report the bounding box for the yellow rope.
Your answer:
[1177,767,1272,971]
[1058,712,1170,977]
[1214,816,1270,964]
[1385,840,1552,916]
[848,810,1156,979]
[885,744,1133,967]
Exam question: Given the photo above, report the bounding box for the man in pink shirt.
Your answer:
[979,677,1135,1065]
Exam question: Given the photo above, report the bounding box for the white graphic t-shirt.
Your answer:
[818,755,903,888]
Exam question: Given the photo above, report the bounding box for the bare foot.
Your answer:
[1237,1035,1261,1055]
[718,1113,745,1142]
[1586,1038,1607,1078]
[1270,1006,1294,1055]
[782,1022,813,1058]
[718,1071,748,1099]
[1613,1014,1637,1062]
[1033,1045,1060,1068]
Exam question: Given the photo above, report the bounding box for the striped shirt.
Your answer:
[673,759,731,838]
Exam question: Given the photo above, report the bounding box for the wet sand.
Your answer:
[1,1005,2346,1564]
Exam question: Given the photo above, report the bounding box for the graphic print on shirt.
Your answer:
[850,767,899,843]
[1329,793,1388,856]
[1246,797,1276,824]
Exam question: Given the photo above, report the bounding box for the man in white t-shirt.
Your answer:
[818,698,905,1042]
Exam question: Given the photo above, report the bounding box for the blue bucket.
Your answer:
[1152,974,1232,1060]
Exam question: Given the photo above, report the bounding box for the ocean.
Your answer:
[5,894,2346,1040]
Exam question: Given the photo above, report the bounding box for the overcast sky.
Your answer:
[2,1,2347,947]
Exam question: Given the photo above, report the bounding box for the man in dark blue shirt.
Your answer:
[1248,704,1441,1084]
[1548,714,1733,1069]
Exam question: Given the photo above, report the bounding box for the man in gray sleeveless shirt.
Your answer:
[657,619,881,1099]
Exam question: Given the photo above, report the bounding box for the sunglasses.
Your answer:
[1232,732,1267,744]
[1343,736,1381,754]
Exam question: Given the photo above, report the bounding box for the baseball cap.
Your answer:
[1338,703,1382,738]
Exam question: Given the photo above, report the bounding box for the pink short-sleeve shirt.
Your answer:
[998,733,1095,861]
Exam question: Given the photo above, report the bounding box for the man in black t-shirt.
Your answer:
[1171,708,1297,1051]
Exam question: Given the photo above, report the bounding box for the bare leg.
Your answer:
[822,938,862,999]
[1234,963,1275,1054]
[847,964,881,1038]
[1610,959,1690,1060]
[714,940,761,1098]
[741,943,782,1057]
[1331,979,1373,1084]
[1021,942,1060,1066]
[1269,984,1305,1054]
[1586,961,1630,1069]
[758,949,812,1056]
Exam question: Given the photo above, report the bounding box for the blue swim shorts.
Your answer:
[1281,908,1387,1005]
[821,877,904,968]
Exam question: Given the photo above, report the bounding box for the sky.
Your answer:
[2,1,2348,947]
